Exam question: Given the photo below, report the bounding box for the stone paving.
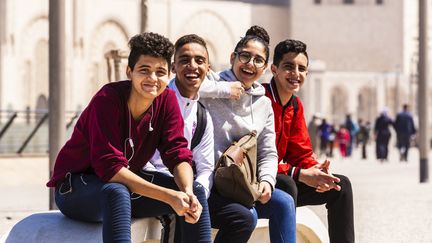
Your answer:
[1,146,432,242]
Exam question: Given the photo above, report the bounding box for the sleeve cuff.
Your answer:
[259,176,276,191]
[287,166,301,182]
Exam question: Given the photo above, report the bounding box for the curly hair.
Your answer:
[273,39,309,66]
[127,32,174,71]
[233,25,270,63]
[174,34,208,59]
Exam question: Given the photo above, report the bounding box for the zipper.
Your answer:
[277,106,287,146]
[239,130,257,147]
[276,94,294,146]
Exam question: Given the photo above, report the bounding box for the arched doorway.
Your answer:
[35,94,48,122]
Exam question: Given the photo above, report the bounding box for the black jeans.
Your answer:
[208,190,257,243]
[276,173,355,243]
[397,134,411,161]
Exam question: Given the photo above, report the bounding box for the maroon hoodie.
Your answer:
[47,80,192,187]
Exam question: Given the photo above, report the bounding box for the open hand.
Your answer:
[299,165,341,193]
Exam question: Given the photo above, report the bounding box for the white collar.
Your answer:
[169,78,200,110]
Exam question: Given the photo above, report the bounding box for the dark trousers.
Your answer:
[397,135,411,161]
[361,142,367,159]
[208,188,296,243]
[208,190,257,243]
[55,171,211,243]
[376,133,390,160]
[276,174,355,243]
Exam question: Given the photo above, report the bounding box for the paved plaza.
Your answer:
[1,145,432,242]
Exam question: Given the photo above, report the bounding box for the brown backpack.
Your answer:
[213,131,262,208]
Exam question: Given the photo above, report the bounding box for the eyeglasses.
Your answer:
[234,51,266,68]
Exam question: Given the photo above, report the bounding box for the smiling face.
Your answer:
[230,40,267,89]
[127,55,170,101]
[271,52,308,98]
[172,42,210,99]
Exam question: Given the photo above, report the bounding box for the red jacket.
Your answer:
[263,79,318,179]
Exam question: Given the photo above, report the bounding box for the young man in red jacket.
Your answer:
[263,39,354,243]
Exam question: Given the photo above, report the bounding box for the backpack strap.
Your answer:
[190,101,207,176]
[191,101,207,151]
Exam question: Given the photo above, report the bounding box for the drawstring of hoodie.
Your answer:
[230,90,255,127]
[249,93,254,125]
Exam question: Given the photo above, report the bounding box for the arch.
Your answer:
[176,10,236,69]
[89,19,129,62]
[35,94,48,121]
[330,85,349,124]
[19,15,48,59]
[88,19,129,94]
[34,39,49,102]
[19,16,49,110]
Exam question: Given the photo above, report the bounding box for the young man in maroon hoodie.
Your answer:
[263,39,355,243]
[47,32,211,243]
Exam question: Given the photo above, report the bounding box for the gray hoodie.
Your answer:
[200,69,278,188]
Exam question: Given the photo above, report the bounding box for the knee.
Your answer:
[102,182,131,203]
[335,174,353,198]
[271,189,296,213]
[235,207,258,233]
[276,174,298,200]
[193,181,206,198]
[193,182,208,207]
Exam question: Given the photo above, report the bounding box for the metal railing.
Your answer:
[0,109,80,155]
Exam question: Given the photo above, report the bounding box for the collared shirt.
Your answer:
[144,79,215,198]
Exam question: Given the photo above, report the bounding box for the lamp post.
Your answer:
[49,0,66,208]
[418,0,429,183]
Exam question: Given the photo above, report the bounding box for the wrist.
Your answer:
[184,187,194,196]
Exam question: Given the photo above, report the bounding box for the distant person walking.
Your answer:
[374,109,393,162]
[318,118,332,157]
[344,114,358,157]
[357,119,371,160]
[308,115,320,155]
[328,124,336,158]
[336,125,350,158]
[394,104,416,162]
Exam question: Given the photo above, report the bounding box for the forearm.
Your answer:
[199,78,232,98]
[173,162,195,194]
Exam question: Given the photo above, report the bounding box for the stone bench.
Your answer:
[1,207,328,243]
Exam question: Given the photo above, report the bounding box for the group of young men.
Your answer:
[48,27,354,243]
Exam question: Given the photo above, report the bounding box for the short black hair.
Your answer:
[174,34,209,59]
[273,39,309,66]
[127,32,174,71]
[234,25,270,63]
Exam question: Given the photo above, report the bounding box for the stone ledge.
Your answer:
[1,207,328,243]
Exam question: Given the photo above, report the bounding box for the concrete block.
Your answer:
[1,207,329,243]
[0,211,162,243]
